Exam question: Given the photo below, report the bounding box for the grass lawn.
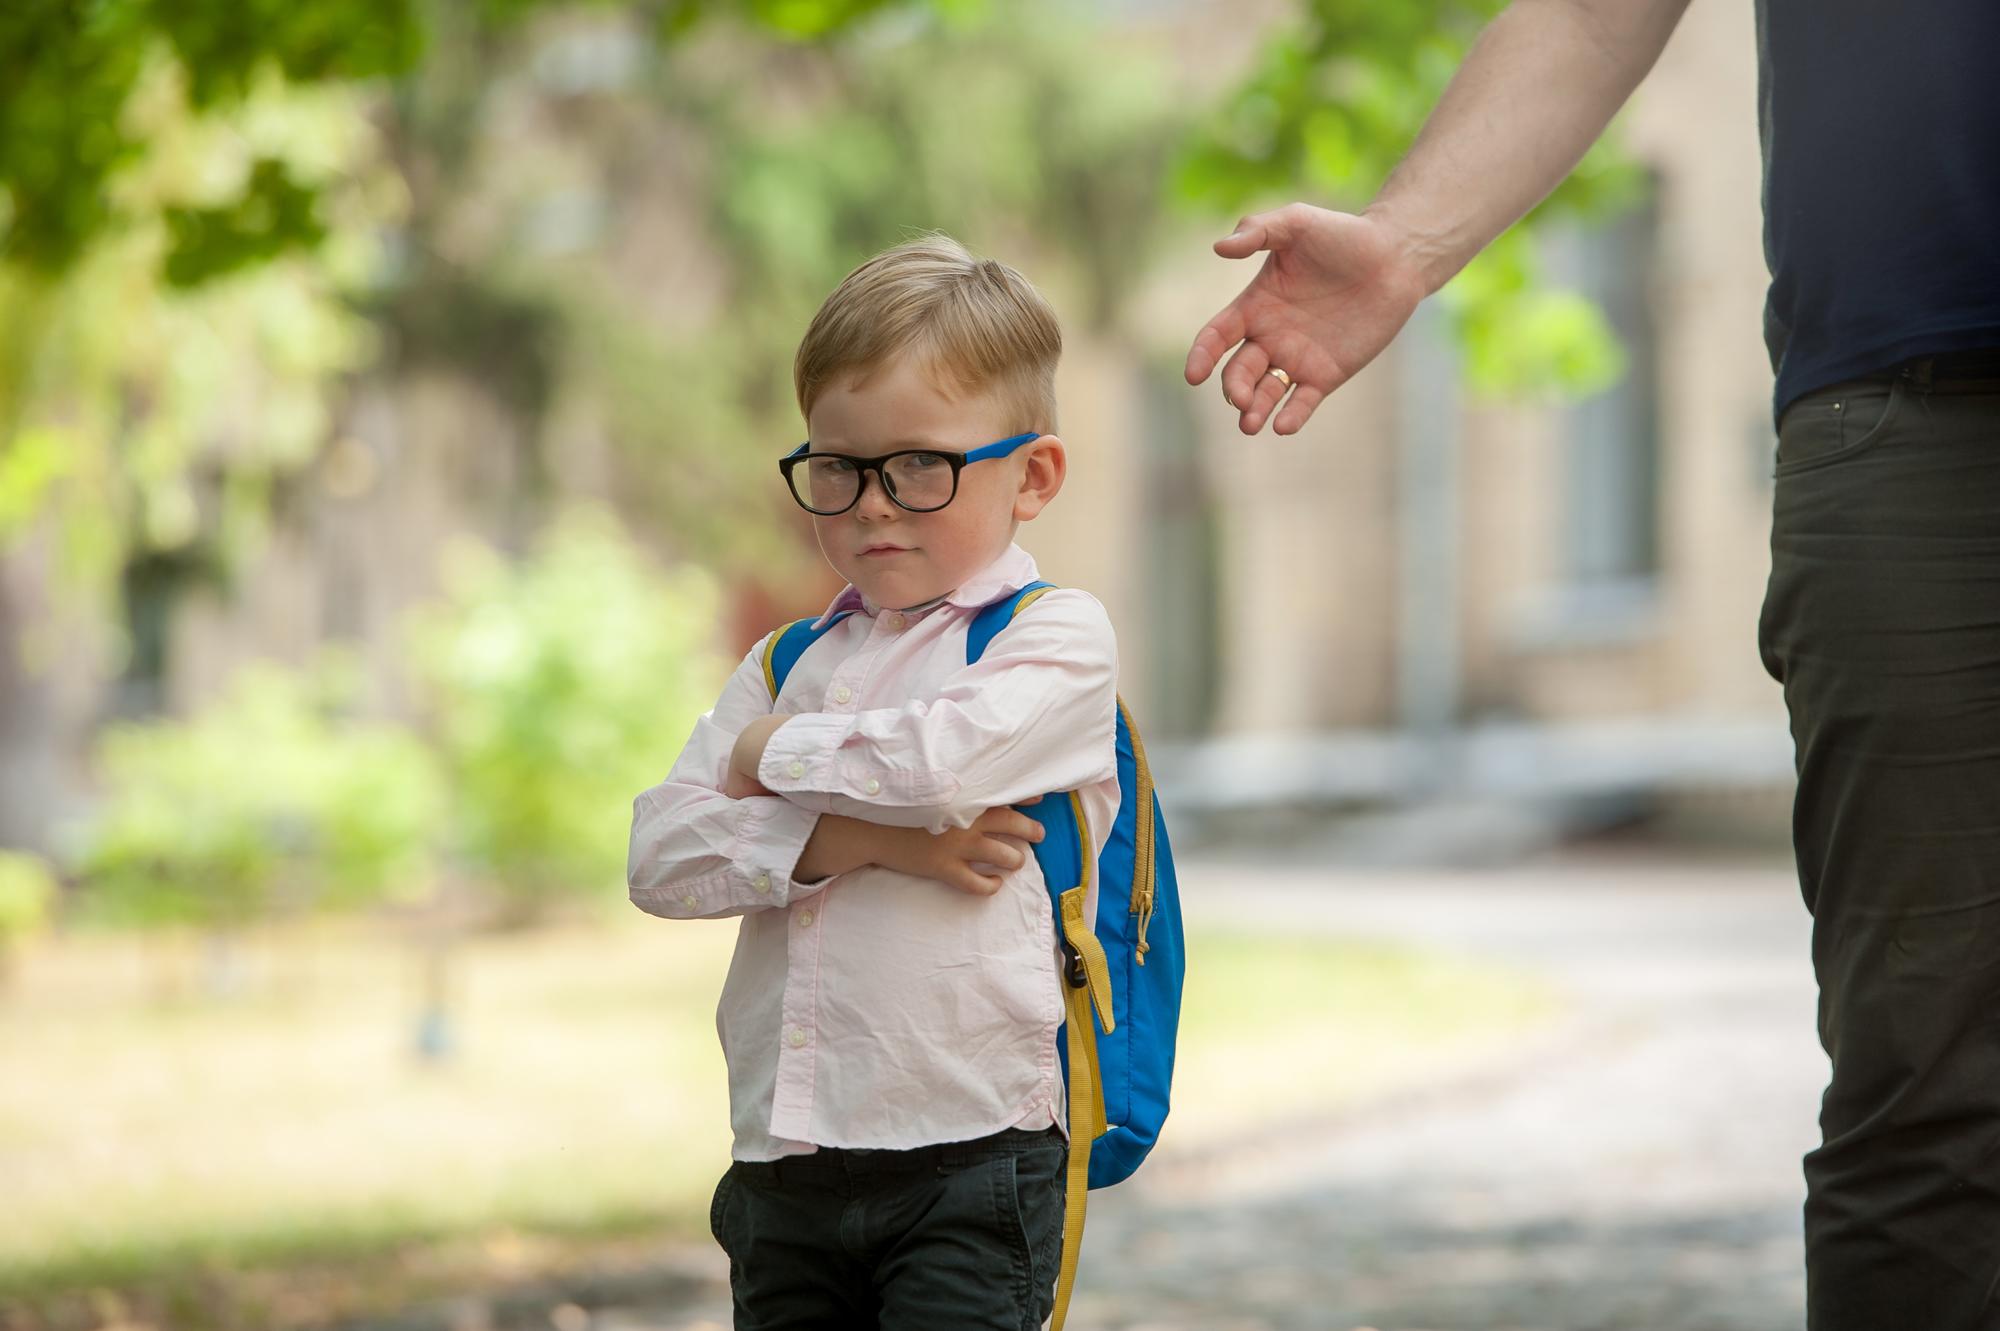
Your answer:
[0,908,1554,1327]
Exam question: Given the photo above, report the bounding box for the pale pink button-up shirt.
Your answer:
[627,543,1119,1161]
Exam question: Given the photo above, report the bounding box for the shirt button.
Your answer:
[787,1027,808,1049]
[788,760,805,779]
[753,874,771,894]
[885,613,905,630]
[798,910,815,928]
[864,778,881,795]
[833,685,852,704]
[680,892,698,908]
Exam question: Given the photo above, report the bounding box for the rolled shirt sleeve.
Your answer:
[627,636,827,919]
[756,588,1119,834]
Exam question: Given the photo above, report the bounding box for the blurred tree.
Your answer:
[0,0,418,281]
[406,505,726,925]
[0,66,390,733]
[4,1,1142,716]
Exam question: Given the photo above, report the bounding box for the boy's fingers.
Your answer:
[1003,812,1044,841]
[959,869,1001,896]
[988,839,1025,870]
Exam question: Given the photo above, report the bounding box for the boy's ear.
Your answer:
[1012,435,1066,522]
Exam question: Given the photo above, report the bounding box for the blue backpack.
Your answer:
[762,580,1186,1330]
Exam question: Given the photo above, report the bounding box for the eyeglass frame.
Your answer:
[778,431,1040,515]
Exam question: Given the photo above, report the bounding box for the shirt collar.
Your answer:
[811,543,1042,628]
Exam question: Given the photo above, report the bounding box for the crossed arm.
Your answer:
[628,592,1117,917]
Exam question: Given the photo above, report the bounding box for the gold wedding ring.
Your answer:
[1266,367,1292,388]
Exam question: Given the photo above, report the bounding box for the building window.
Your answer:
[1545,186,1664,593]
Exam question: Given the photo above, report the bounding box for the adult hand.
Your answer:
[1185,202,1429,436]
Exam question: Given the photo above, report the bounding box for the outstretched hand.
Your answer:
[1185,202,1429,436]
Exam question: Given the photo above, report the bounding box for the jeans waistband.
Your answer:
[733,1126,1064,1185]
[1878,349,2000,393]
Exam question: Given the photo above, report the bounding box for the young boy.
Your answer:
[627,234,1121,1330]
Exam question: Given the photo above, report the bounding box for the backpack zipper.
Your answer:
[1119,696,1158,964]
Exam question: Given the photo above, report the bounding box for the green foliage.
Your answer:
[1176,0,1649,399]
[0,850,58,946]
[0,0,981,285]
[0,0,420,278]
[69,510,728,929]
[694,8,1186,338]
[407,506,727,920]
[0,69,387,635]
[161,156,328,287]
[74,658,442,930]
[1443,228,1628,399]
[1,2,1013,621]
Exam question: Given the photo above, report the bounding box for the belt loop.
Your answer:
[1902,357,1935,391]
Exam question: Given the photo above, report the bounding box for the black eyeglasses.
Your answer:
[779,432,1038,515]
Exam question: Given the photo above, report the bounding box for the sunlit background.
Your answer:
[2,3,1818,1329]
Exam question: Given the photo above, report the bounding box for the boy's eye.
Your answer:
[820,458,857,475]
[905,452,945,468]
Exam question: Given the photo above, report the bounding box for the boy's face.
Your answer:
[804,355,1060,611]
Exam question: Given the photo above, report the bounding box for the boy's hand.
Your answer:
[873,804,1047,897]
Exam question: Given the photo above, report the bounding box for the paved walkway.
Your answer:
[601,848,1828,1331]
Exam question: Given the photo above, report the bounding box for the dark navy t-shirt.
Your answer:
[1756,0,2000,418]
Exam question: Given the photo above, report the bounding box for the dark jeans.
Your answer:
[709,1126,1066,1331]
[1759,354,2000,1329]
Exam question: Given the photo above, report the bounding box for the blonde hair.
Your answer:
[794,234,1061,436]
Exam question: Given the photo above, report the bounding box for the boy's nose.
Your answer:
[853,469,898,518]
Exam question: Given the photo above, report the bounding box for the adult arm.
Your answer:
[1187,0,1693,436]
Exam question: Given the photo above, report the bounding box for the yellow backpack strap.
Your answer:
[1012,584,1055,618]
[759,625,787,700]
[1050,793,1113,1331]
[987,584,1105,1331]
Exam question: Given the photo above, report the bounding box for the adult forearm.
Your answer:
[1366,0,1690,294]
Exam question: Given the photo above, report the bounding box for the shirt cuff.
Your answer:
[757,711,958,806]
[730,796,822,905]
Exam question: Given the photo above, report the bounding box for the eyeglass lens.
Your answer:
[791,452,956,513]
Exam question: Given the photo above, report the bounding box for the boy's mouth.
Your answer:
[859,543,911,557]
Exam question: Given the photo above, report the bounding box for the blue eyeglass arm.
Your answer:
[961,431,1040,463]
[782,432,1037,463]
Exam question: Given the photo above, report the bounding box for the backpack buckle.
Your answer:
[1060,939,1089,989]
